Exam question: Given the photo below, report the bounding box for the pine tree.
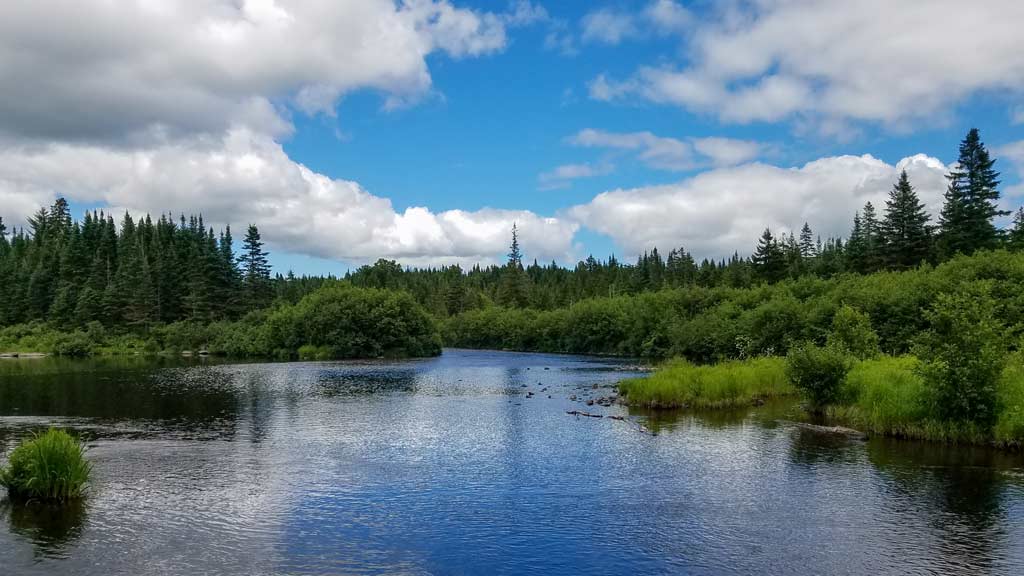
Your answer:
[939,128,1005,256]
[752,228,786,282]
[1009,207,1024,251]
[497,223,530,307]
[239,224,271,311]
[798,222,817,259]
[880,170,932,269]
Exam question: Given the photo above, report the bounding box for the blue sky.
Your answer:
[1,0,1022,275]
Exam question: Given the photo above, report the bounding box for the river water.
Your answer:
[0,349,1022,575]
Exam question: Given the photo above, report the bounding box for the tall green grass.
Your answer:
[829,354,1024,448]
[1,429,92,502]
[618,357,792,409]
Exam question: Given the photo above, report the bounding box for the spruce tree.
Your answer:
[497,223,530,307]
[1009,207,1024,251]
[752,228,785,282]
[880,170,932,269]
[798,222,816,259]
[939,128,1005,256]
[239,224,271,311]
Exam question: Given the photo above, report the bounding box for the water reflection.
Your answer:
[1,500,87,559]
[867,438,1016,574]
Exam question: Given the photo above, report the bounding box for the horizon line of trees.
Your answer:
[2,127,1023,329]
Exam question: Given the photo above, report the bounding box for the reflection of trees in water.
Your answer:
[787,427,864,466]
[1,499,87,559]
[628,399,799,435]
[0,358,241,430]
[867,439,1013,574]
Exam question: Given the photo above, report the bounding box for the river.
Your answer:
[1,349,1022,575]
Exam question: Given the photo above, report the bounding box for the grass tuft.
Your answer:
[1,428,92,503]
[618,357,792,409]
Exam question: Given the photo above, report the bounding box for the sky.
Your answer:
[1,0,1023,276]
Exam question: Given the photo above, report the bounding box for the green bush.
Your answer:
[0,429,92,502]
[786,343,852,410]
[51,331,93,357]
[914,289,1006,427]
[827,305,879,359]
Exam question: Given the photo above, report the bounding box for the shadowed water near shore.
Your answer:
[1,350,1023,575]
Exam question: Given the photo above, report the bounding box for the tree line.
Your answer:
[1,127,1022,334]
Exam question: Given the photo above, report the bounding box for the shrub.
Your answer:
[914,289,1006,427]
[786,343,852,410]
[827,305,879,359]
[0,429,92,502]
[51,331,93,357]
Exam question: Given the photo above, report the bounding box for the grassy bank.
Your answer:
[618,357,792,409]
[622,352,1024,449]
[829,354,1024,448]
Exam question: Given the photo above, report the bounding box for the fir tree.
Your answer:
[939,128,1006,256]
[798,222,817,259]
[752,228,786,283]
[239,224,271,311]
[1009,207,1024,251]
[497,223,529,307]
[880,170,932,270]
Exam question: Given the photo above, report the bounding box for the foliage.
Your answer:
[618,357,791,409]
[827,305,879,359]
[914,289,1007,427]
[785,343,852,410]
[0,428,91,502]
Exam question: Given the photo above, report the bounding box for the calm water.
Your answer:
[1,350,1023,575]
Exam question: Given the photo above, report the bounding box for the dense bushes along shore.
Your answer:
[1,283,442,360]
[443,250,1024,360]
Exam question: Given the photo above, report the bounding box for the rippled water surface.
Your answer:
[1,349,1023,575]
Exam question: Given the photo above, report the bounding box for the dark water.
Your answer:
[0,350,1022,576]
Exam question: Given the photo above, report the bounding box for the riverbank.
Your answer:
[619,353,1024,450]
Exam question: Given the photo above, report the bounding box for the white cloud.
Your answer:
[998,140,1024,199]
[0,0,522,144]
[0,129,578,266]
[537,162,614,190]
[643,0,690,34]
[0,0,568,267]
[569,129,762,170]
[581,8,638,45]
[570,153,950,258]
[591,0,1024,129]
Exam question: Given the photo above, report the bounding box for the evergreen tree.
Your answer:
[1009,207,1024,251]
[239,224,271,311]
[939,128,1006,256]
[497,223,530,307]
[752,228,786,282]
[798,222,817,259]
[880,170,932,270]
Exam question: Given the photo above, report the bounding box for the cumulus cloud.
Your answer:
[590,0,1024,129]
[0,0,572,267]
[569,129,762,170]
[0,129,578,265]
[998,140,1024,199]
[570,154,950,258]
[0,0,523,144]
